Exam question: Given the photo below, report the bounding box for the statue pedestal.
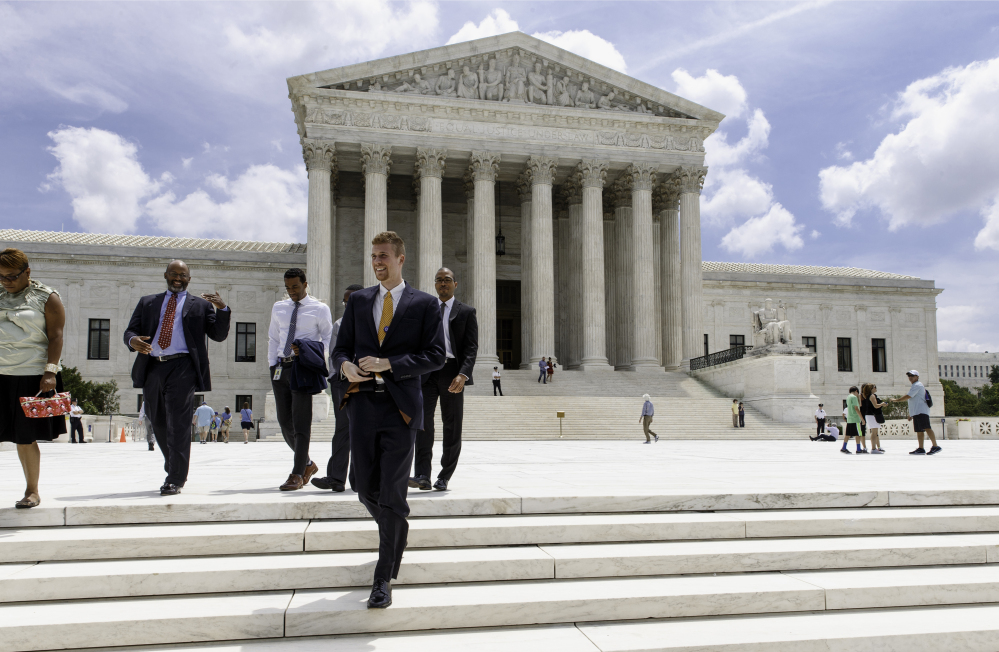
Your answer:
[691,349,818,424]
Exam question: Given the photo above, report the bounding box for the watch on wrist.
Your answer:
[44,363,61,375]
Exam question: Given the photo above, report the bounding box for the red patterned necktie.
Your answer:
[157,293,178,350]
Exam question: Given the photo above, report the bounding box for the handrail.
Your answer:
[690,345,754,371]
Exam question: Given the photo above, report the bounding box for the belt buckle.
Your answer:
[374,384,386,393]
[156,355,166,362]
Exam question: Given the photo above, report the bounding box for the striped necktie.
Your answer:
[157,293,178,350]
[282,301,300,357]
[375,291,393,380]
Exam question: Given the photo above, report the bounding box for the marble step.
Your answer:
[0,546,553,603]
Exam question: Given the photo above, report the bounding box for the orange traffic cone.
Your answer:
[120,427,126,443]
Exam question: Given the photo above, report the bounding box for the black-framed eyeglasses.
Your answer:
[0,266,27,283]
[435,277,455,284]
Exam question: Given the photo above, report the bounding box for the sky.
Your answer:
[1,1,997,352]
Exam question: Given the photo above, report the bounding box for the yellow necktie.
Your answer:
[376,290,393,379]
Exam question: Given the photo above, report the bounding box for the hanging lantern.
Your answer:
[495,229,506,256]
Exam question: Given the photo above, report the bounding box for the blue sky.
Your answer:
[1,1,997,351]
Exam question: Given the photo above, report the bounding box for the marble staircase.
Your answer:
[4,489,999,651]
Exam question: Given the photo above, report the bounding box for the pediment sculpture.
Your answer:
[752,298,794,347]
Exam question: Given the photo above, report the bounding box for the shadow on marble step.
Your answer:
[0,547,554,602]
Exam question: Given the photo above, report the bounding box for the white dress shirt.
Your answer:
[267,293,334,366]
[815,409,826,419]
[439,296,455,359]
[373,280,406,331]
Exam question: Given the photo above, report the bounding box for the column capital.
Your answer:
[516,171,532,203]
[469,151,500,182]
[360,143,392,176]
[463,170,475,199]
[576,159,608,189]
[303,139,336,172]
[627,163,659,192]
[564,174,583,205]
[608,174,633,208]
[411,175,421,201]
[652,176,681,213]
[677,165,708,195]
[415,147,447,179]
[526,155,558,186]
[554,185,570,217]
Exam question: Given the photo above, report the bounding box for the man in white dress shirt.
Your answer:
[268,268,333,491]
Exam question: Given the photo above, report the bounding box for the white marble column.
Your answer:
[527,155,557,365]
[577,161,613,370]
[655,177,682,371]
[470,152,501,374]
[556,192,569,364]
[924,306,940,387]
[629,163,660,372]
[303,139,336,305]
[678,165,707,369]
[463,171,475,307]
[518,172,533,369]
[360,143,392,288]
[566,176,583,369]
[415,147,447,294]
[653,220,663,366]
[603,214,617,368]
[611,174,634,370]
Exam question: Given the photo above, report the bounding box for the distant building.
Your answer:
[938,352,999,391]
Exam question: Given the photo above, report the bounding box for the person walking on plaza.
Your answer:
[208,412,220,442]
[268,268,333,491]
[738,402,745,428]
[538,357,547,383]
[313,283,364,493]
[411,267,478,492]
[239,402,253,444]
[639,394,659,443]
[861,384,885,454]
[890,370,941,455]
[0,248,66,509]
[814,403,826,438]
[841,386,867,454]
[492,366,503,396]
[194,402,214,444]
[220,407,232,443]
[732,399,739,428]
[125,259,231,496]
[69,398,85,443]
[333,231,445,609]
[547,357,555,383]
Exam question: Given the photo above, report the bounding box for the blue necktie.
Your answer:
[282,301,300,357]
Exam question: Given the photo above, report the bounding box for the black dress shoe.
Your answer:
[367,579,392,609]
[311,476,346,492]
[433,477,448,491]
[160,483,181,496]
[408,475,432,490]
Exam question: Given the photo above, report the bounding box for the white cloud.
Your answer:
[672,68,747,119]
[704,109,770,168]
[720,203,804,258]
[181,157,193,169]
[146,165,307,242]
[701,168,773,225]
[810,229,821,239]
[834,142,853,161]
[42,127,161,233]
[819,56,999,251]
[43,82,128,114]
[533,30,627,73]
[974,196,999,251]
[447,8,519,45]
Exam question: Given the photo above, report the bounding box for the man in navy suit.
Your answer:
[332,231,445,609]
[124,260,231,495]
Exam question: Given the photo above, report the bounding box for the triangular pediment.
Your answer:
[287,32,724,124]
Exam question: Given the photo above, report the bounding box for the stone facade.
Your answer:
[938,351,999,391]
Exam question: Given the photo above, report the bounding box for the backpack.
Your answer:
[925,390,933,408]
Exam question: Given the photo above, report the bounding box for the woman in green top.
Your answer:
[0,248,67,508]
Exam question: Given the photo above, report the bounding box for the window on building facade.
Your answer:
[87,318,111,360]
[235,323,256,362]
[704,334,709,357]
[236,394,253,412]
[729,334,745,348]
[871,339,887,373]
[194,394,204,406]
[837,338,853,372]
[939,365,942,377]
[802,336,818,371]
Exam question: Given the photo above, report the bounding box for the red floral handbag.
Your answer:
[19,392,73,419]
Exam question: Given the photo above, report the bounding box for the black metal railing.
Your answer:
[690,345,754,371]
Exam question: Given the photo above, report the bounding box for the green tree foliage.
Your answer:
[989,365,999,385]
[941,379,999,417]
[880,395,909,420]
[61,366,121,415]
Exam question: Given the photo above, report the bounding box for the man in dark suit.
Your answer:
[124,260,231,496]
[410,267,478,492]
[332,231,445,610]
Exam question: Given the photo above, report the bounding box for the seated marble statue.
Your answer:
[504,54,528,102]
[574,82,597,109]
[458,65,478,99]
[554,76,575,107]
[395,73,432,95]
[479,59,504,101]
[597,90,615,110]
[436,69,457,97]
[367,81,385,93]
[527,62,550,104]
[752,298,793,347]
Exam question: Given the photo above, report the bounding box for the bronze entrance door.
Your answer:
[496,280,521,369]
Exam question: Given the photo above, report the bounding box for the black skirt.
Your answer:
[0,373,67,444]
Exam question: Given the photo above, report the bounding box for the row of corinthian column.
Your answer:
[302,137,707,374]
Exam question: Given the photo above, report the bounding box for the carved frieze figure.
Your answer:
[574,81,597,109]
[458,65,478,99]
[479,59,504,101]
[597,90,615,110]
[527,62,550,104]
[436,68,457,97]
[368,81,384,92]
[634,102,650,114]
[504,54,528,102]
[752,298,794,347]
[395,73,432,95]
[554,76,575,107]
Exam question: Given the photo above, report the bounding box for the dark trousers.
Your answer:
[142,357,196,486]
[348,391,416,581]
[814,434,837,442]
[538,369,546,383]
[816,418,826,435]
[739,412,745,427]
[326,385,353,488]
[271,364,313,476]
[70,417,84,442]
[415,359,464,481]
[492,379,502,396]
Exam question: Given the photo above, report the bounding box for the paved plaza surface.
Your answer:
[3,440,999,519]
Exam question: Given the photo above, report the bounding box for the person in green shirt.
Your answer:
[841,386,868,454]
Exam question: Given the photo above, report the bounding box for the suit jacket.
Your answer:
[289,339,328,395]
[424,299,478,386]
[331,283,445,428]
[124,292,232,392]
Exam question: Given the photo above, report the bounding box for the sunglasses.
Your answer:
[0,266,27,283]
